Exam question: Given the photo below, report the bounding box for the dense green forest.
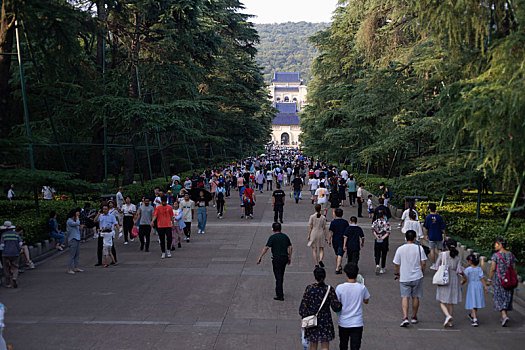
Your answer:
[0,0,274,192]
[302,0,524,192]
[255,22,327,82]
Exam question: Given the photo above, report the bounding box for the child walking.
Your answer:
[100,230,117,267]
[367,195,374,219]
[462,254,488,327]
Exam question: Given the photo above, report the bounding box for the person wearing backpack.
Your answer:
[487,237,517,327]
[242,183,256,219]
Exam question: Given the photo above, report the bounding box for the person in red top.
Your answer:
[151,195,174,259]
[242,183,256,219]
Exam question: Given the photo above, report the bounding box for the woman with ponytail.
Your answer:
[435,238,462,328]
[308,204,327,267]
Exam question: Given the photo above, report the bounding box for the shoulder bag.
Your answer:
[496,252,518,290]
[432,252,449,285]
[301,285,331,329]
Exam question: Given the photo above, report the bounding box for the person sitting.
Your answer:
[48,211,66,251]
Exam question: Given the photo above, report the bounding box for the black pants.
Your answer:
[244,202,254,216]
[374,240,389,268]
[157,227,172,253]
[97,235,117,264]
[183,222,191,238]
[138,225,151,251]
[267,180,273,191]
[347,250,360,266]
[339,326,363,350]
[357,198,363,217]
[272,256,288,299]
[349,192,357,205]
[273,205,283,222]
[123,216,134,242]
[217,199,225,216]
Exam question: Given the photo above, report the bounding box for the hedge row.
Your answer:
[416,201,525,262]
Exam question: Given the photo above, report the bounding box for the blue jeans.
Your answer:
[294,190,301,202]
[50,231,65,244]
[197,207,207,231]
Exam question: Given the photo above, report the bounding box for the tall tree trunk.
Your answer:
[0,0,15,140]
[122,11,140,185]
[86,0,106,181]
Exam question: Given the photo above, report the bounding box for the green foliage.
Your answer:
[255,22,328,82]
[0,200,97,246]
[301,0,525,191]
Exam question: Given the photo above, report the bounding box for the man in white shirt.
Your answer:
[393,230,427,327]
[308,176,319,204]
[314,183,329,216]
[336,263,370,350]
[42,186,55,200]
[340,169,349,181]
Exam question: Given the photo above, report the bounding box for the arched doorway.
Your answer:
[281,133,290,145]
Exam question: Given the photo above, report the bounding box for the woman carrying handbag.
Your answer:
[299,267,342,350]
[434,238,462,328]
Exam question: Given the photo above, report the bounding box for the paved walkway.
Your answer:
[2,190,525,349]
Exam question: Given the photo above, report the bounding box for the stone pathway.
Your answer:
[2,190,524,349]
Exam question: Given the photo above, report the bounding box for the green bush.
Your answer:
[0,200,97,246]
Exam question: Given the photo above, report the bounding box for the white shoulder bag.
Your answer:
[301,285,331,329]
[432,252,450,285]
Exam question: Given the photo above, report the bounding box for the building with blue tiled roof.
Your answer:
[268,72,307,147]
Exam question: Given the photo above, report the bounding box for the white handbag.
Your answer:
[301,285,331,329]
[432,252,450,285]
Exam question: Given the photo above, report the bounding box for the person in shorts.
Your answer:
[423,203,446,270]
[328,208,349,274]
[393,230,427,327]
[314,182,329,216]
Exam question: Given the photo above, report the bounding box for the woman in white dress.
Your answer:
[401,210,423,241]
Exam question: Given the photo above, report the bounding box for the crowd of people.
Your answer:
[0,146,520,350]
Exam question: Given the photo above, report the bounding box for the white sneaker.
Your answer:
[166,251,172,258]
[375,265,380,275]
[430,264,437,270]
[201,231,205,234]
[379,268,385,274]
[130,238,135,242]
[161,253,166,259]
[197,229,202,234]
[443,315,453,328]
[124,241,129,245]
[118,232,123,238]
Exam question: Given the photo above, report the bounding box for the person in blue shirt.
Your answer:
[328,208,349,274]
[423,203,447,270]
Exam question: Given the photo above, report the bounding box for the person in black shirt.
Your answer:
[372,198,392,221]
[328,208,349,274]
[344,216,365,266]
[291,176,303,204]
[257,223,293,301]
[272,184,286,223]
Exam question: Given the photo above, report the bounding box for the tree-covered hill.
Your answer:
[255,22,328,83]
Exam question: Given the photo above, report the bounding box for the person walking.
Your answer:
[0,221,23,288]
[371,210,391,275]
[356,183,364,218]
[216,182,226,219]
[338,177,347,207]
[94,204,119,266]
[336,263,370,350]
[242,183,256,219]
[435,238,462,328]
[315,183,329,216]
[266,168,273,191]
[343,217,365,267]
[66,209,83,275]
[151,195,174,259]
[487,237,517,327]
[346,176,357,206]
[172,201,185,249]
[299,267,342,350]
[121,197,136,245]
[462,254,488,327]
[308,204,327,268]
[328,208,348,274]
[256,222,292,301]
[180,193,195,242]
[401,210,424,242]
[393,230,427,327]
[272,183,285,223]
[134,197,154,252]
[423,203,446,270]
[196,190,209,234]
[291,175,303,204]
[309,175,319,204]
